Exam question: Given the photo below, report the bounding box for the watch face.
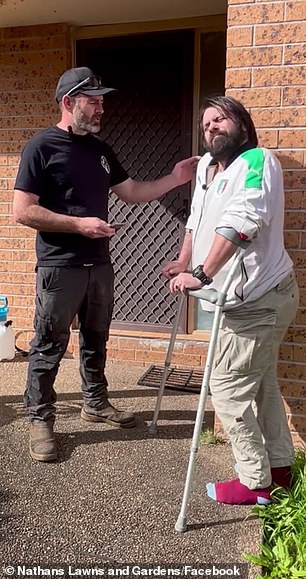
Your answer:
[192,266,213,285]
[192,266,205,280]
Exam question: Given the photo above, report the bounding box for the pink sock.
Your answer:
[271,467,292,489]
[206,478,271,505]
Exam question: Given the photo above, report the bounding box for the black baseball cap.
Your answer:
[55,67,116,102]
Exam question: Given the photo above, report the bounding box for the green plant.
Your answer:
[244,450,306,578]
[199,428,225,446]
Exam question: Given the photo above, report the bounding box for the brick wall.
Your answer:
[0,21,211,371]
[0,23,72,349]
[225,0,306,447]
[0,13,305,444]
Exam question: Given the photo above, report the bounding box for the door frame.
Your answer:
[72,14,227,338]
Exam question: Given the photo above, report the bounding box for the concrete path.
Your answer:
[0,357,261,578]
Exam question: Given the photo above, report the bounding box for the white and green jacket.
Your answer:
[186,147,293,309]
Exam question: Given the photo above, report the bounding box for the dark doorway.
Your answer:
[77,30,194,332]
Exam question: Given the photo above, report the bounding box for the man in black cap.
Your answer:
[13,66,199,462]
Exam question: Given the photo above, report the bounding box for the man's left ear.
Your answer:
[62,95,74,112]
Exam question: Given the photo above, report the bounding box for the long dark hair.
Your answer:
[199,96,258,148]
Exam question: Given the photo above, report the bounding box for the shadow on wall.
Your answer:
[277,152,306,449]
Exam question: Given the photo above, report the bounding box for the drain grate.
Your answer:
[137,364,208,394]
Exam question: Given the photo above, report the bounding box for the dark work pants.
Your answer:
[25,264,114,421]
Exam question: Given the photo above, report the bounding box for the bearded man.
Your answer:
[13,67,199,462]
[163,96,299,505]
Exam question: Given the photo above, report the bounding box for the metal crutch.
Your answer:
[148,293,185,436]
[175,248,246,532]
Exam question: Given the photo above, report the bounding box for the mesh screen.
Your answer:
[77,30,194,330]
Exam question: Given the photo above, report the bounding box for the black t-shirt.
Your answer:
[14,126,129,266]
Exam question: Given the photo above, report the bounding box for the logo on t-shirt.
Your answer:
[217,179,229,195]
[100,155,110,174]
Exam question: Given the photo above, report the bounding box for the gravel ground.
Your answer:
[0,357,261,578]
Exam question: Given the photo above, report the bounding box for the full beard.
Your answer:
[205,128,243,162]
[73,111,101,134]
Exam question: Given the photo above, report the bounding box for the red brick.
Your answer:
[284,398,306,416]
[118,337,142,350]
[0,191,14,201]
[228,3,284,26]
[0,129,40,142]
[0,284,35,297]
[283,87,306,106]
[227,46,282,68]
[10,315,34,328]
[256,129,278,148]
[0,142,25,154]
[284,172,306,190]
[250,108,281,127]
[296,271,306,288]
[284,43,306,65]
[8,154,21,166]
[0,102,57,118]
[291,432,306,449]
[284,231,300,249]
[107,336,119,349]
[0,49,68,69]
[10,295,35,308]
[280,380,306,398]
[284,192,305,210]
[113,349,136,361]
[226,26,253,48]
[286,1,306,21]
[285,327,306,344]
[227,88,281,107]
[10,305,34,318]
[0,203,10,214]
[278,362,306,380]
[279,344,294,361]
[183,344,208,355]
[1,77,56,92]
[278,130,306,148]
[281,109,306,128]
[276,150,304,169]
[0,271,35,284]
[288,415,306,436]
[226,69,251,89]
[296,309,306,325]
[171,353,201,367]
[0,166,18,178]
[293,342,306,362]
[0,35,69,53]
[255,22,306,45]
[288,251,306,268]
[2,24,69,39]
[253,66,306,87]
[135,351,167,364]
[150,340,173,353]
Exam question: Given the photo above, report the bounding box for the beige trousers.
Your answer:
[210,271,299,489]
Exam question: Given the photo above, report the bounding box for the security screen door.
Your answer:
[77,30,194,332]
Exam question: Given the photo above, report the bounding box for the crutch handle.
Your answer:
[187,288,219,303]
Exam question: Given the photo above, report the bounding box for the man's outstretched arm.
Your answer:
[111,156,200,203]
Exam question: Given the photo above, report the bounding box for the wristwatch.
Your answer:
[192,265,213,286]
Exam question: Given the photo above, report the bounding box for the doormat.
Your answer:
[137,364,209,394]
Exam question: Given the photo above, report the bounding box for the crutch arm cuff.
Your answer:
[215,226,252,249]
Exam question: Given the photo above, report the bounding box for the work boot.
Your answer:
[29,419,57,462]
[81,402,136,429]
